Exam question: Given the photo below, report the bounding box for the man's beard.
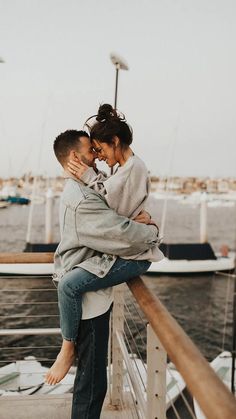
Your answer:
[81,155,96,170]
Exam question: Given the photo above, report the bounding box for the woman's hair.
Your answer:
[86,104,133,148]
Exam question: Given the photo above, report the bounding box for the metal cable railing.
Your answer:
[113,285,197,419]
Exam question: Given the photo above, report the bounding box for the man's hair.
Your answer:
[53,130,89,165]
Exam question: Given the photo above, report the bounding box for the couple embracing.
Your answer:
[46,104,163,419]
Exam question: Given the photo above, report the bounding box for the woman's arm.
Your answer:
[67,159,108,195]
[75,192,160,257]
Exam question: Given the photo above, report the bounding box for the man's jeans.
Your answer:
[71,306,112,419]
[58,258,151,341]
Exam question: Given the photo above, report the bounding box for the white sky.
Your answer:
[0,0,235,178]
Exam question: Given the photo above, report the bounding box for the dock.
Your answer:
[0,254,236,418]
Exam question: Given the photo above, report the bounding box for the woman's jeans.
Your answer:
[58,258,151,342]
[71,306,112,419]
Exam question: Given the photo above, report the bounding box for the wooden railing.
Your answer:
[0,253,54,263]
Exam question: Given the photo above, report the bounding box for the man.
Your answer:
[52,129,160,419]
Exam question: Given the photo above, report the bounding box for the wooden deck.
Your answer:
[0,393,137,419]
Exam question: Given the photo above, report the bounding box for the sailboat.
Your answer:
[147,193,235,274]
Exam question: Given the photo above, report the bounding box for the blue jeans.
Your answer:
[58,258,151,342]
[71,306,112,419]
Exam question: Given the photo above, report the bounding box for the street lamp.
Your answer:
[110,53,129,109]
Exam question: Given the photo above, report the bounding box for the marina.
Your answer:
[0,195,236,417]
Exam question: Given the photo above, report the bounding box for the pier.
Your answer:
[0,254,236,418]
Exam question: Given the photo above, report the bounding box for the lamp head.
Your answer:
[110,53,129,71]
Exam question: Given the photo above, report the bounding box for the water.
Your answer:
[0,199,235,365]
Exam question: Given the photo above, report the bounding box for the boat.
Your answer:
[6,196,30,205]
[0,355,185,410]
[193,351,235,419]
[0,356,75,396]
[0,201,10,209]
[147,192,235,274]
[0,262,54,276]
[148,243,235,274]
[0,242,234,276]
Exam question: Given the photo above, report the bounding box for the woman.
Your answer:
[45,104,163,385]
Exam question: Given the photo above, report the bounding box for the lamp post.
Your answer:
[110,53,129,109]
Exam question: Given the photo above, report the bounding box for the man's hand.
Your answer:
[133,210,151,225]
[67,159,89,179]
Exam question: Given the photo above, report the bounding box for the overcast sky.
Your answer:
[0,0,235,178]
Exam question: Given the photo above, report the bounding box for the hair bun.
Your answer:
[96,104,117,122]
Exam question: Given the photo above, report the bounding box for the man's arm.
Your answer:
[75,192,159,257]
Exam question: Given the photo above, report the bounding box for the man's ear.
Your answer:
[112,136,120,147]
[69,150,80,162]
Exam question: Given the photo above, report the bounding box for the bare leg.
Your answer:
[45,339,75,385]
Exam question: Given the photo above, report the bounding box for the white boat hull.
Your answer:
[0,263,54,276]
[0,253,234,276]
[193,351,234,419]
[0,356,184,410]
[0,356,75,396]
[148,252,235,274]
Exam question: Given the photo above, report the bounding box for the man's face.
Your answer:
[76,136,97,167]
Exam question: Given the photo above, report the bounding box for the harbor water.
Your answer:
[0,198,235,365]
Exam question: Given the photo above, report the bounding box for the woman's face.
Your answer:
[92,139,118,167]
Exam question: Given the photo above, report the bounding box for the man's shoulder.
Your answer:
[61,178,104,209]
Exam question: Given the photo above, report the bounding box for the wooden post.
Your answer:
[45,188,54,244]
[26,176,38,244]
[111,284,125,408]
[147,324,167,419]
[200,192,207,243]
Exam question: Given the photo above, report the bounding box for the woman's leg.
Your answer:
[45,270,83,385]
[46,258,150,384]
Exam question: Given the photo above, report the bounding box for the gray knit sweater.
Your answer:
[80,155,164,262]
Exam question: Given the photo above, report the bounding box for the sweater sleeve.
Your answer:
[75,192,159,257]
[80,167,108,195]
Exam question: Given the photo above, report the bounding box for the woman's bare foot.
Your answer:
[45,340,75,385]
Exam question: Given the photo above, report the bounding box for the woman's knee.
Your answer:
[58,268,88,295]
[58,274,73,295]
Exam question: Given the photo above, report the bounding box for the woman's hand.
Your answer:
[133,210,151,224]
[67,159,89,179]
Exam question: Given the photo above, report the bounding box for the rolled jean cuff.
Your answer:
[61,335,77,343]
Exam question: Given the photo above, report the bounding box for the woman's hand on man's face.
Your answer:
[67,159,89,179]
